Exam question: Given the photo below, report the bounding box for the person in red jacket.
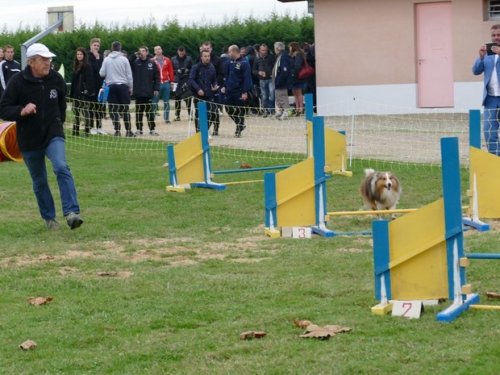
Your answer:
[152,45,174,124]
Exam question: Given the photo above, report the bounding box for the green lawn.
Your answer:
[0,144,498,375]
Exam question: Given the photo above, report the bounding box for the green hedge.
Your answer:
[0,14,313,81]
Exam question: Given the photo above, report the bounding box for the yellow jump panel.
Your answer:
[307,121,349,175]
[388,199,449,300]
[325,128,347,174]
[174,132,204,185]
[470,147,500,219]
[276,158,316,227]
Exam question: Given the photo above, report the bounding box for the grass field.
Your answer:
[0,144,499,374]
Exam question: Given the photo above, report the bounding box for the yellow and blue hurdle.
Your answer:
[166,101,226,192]
[372,137,480,323]
[264,115,334,238]
[464,108,500,230]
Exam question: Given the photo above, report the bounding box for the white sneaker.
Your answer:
[279,112,288,121]
[90,128,98,135]
[96,128,108,135]
[275,111,283,119]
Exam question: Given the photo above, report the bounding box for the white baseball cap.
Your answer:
[26,43,56,58]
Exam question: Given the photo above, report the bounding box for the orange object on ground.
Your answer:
[0,122,22,162]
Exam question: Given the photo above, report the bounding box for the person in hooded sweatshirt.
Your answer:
[0,43,83,230]
[99,41,134,137]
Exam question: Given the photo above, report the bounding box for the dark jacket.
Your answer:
[253,53,276,80]
[273,52,292,90]
[0,66,66,152]
[188,62,217,100]
[86,51,104,98]
[70,64,97,100]
[291,53,306,84]
[131,57,160,99]
[0,59,21,96]
[172,54,193,97]
[223,56,253,97]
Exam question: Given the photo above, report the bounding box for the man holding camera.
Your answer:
[472,24,500,155]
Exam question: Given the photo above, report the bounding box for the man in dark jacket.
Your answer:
[0,44,21,98]
[272,41,292,120]
[222,45,253,137]
[172,46,193,121]
[86,37,107,134]
[198,41,224,134]
[0,43,83,230]
[188,50,218,133]
[132,46,160,135]
[253,44,276,116]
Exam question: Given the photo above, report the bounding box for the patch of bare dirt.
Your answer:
[1,235,278,269]
[230,257,273,263]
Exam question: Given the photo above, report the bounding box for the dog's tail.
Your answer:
[364,168,375,176]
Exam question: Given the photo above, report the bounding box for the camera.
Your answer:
[486,43,499,55]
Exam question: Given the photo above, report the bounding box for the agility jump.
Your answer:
[167,95,351,191]
[464,109,500,231]
[264,116,333,238]
[371,137,499,322]
[166,101,226,192]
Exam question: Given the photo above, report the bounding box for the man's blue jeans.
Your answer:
[483,95,500,155]
[259,79,275,114]
[22,137,80,220]
[152,81,171,121]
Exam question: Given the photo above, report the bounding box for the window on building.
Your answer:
[489,0,500,19]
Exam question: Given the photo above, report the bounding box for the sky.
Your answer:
[0,0,309,31]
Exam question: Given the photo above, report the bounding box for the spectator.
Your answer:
[0,47,4,62]
[222,45,252,138]
[172,46,193,121]
[472,24,500,156]
[245,45,260,114]
[199,41,224,135]
[289,41,306,116]
[152,45,175,124]
[253,43,276,117]
[303,42,317,112]
[0,44,21,97]
[131,46,160,136]
[99,41,134,137]
[272,41,292,120]
[70,48,97,136]
[188,49,218,133]
[0,43,83,230]
[86,37,107,134]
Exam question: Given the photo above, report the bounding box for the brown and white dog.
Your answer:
[360,169,401,212]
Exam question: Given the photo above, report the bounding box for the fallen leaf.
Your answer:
[294,319,313,329]
[240,163,252,169]
[303,324,321,333]
[300,329,333,340]
[323,325,352,334]
[299,324,352,340]
[27,296,53,306]
[239,331,267,340]
[19,340,37,351]
[486,292,500,300]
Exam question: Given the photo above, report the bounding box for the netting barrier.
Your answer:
[63,95,484,170]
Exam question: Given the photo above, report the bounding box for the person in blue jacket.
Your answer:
[472,24,500,155]
[222,45,253,138]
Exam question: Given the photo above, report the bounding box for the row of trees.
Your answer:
[0,14,314,80]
